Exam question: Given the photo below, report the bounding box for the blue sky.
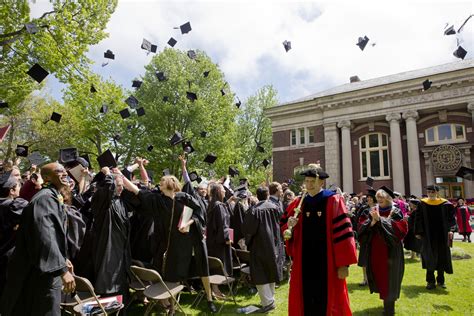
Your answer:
[30,0,473,105]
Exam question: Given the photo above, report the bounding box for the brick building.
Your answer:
[265,59,474,199]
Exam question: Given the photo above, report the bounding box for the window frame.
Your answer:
[425,124,466,145]
[359,132,391,180]
[290,127,316,147]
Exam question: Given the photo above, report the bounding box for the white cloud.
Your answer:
[30,0,473,103]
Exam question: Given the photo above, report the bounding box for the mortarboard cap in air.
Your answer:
[283,40,291,52]
[28,151,47,166]
[156,71,167,82]
[422,79,432,91]
[256,145,265,153]
[59,148,78,164]
[125,95,139,108]
[147,145,154,152]
[228,166,239,177]
[168,37,177,47]
[141,38,154,52]
[27,63,49,83]
[262,159,270,168]
[379,185,395,198]
[169,132,184,146]
[50,112,62,123]
[456,166,474,181]
[180,22,192,34]
[187,50,197,59]
[90,85,97,93]
[0,101,8,108]
[113,133,121,141]
[163,168,171,176]
[182,141,195,154]
[97,149,117,168]
[79,154,91,169]
[15,145,28,157]
[136,107,145,117]
[356,36,370,51]
[104,49,115,59]
[25,22,39,34]
[203,70,210,78]
[119,108,131,119]
[365,176,374,188]
[453,46,467,60]
[200,131,207,138]
[203,154,217,164]
[75,156,89,169]
[100,104,108,114]
[444,25,456,35]
[189,171,199,182]
[150,44,157,53]
[132,80,142,89]
[235,97,242,108]
[186,91,197,102]
[425,184,440,192]
[162,96,169,102]
[220,89,226,96]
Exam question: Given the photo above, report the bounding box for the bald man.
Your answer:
[0,162,75,316]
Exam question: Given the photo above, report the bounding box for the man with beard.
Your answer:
[0,162,75,316]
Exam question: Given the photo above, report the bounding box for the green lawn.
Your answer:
[128,241,474,315]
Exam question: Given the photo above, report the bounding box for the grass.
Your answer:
[128,241,474,315]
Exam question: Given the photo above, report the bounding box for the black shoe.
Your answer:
[437,283,447,289]
[257,302,276,313]
[426,283,436,290]
[207,301,217,313]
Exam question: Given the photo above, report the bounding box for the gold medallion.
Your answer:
[306,212,310,217]
[317,211,322,217]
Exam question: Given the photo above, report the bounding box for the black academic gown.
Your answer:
[0,187,68,316]
[90,175,139,295]
[403,210,422,253]
[138,190,207,281]
[415,198,455,273]
[243,200,282,285]
[267,196,285,280]
[0,197,28,297]
[229,200,248,248]
[206,201,233,276]
[64,204,86,262]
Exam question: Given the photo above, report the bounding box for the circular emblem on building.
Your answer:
[431,145,462,171]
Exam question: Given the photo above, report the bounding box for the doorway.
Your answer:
[435,176,464,199]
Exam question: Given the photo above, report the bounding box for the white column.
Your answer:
[423,151,434,186]
[324,123,341,188]
[462,148,473,199]
[385,113,405,194]
[337,120,353,193]
[468,103,474,127]
[403,110,422,197]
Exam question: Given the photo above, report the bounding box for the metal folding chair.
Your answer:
[207,256,237,313]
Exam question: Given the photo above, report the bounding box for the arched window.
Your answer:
[359,133,390,179]
[425,124,466,145]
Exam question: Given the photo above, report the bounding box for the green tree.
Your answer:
[0,0,118,160]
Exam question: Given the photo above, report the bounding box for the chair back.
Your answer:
[73,275,107,315]
[130,265,162,283]
[208,256,227,276]
[235,249,250,264]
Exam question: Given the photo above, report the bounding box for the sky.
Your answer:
[30,0,473,105]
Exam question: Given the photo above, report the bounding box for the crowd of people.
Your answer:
[0,155,471,315]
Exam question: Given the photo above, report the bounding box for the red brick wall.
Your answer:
[273,130,290,147]
[273,146,326,183]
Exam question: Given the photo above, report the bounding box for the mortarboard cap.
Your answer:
[186,91,197,102]
[444,25,456,35]
[100,104,108,114]
[168,37,177,47]
[425,184,440,192]
[150,44,157,53]
[163,168,171,176]
[59,147,78,164]
[422,79,432,91]
[283,40,291,52]
[367,189,377,198]
[136,107,145,117]
[262,159,270,168]
[456,166,474,181]
[180,22,192,34]
[156,71,167,82]
[76,157,89,169]
[220,89,226,96]
[97,149,117,168]
[141,38,155,53]
[228,166,239,177]
[50,111,62,123]
[203,70,210,78]
[356,36,370,51]
[25,22,39,34]
[300,165,329,179]
[0,101,8,108]
[189,171,199,182]
[235,98,242,108]
[27,63,49,83]
[256,145,265,153]
[239,178,249,186]
[125,95,139,108]
[90,85,97,93]
[147,145,154,152]
[15,145,28,157]
[203,154,217,164]
[365,176,374,188]
[119,108,131,119]
[200,131,208,138]
[0,125,11,142]
[132,80,142,89]
[79,154,91,169]
[187,50,197,59]
[453,46,467,60]
[104,49,115,59]
[28,151,47,166]
[169,132,184,146]
[113,133,121,141]
[0,171,16,188]
[379,185,395,198]
[162,96,169,102]
[182,141,195,154]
